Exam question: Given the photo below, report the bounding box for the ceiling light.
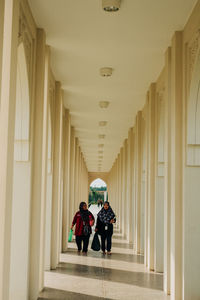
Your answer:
[100,67,113,77]
[99,134,106,139]
[98,150,103,154]
[99,156,103,159]
[98,144,104,148]
[99,101,110,109]
[102,0,120,12]
[99,121,107,127]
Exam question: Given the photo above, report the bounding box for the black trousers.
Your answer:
[75,234,90,252]
[101,231,112,252]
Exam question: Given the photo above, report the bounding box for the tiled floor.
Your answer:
[39,206,169,299]
[38,233,170,300]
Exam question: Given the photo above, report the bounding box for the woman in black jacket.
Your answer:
[95,201,116,255]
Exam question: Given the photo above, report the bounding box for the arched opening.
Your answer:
[184,46,200,299]
[88,178,107,222]
[89,178,107,207]
[9,42,31,300]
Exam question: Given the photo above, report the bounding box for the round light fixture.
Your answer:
[100,67,113,77]
[99,101,110,108]
[99,134,106,139]
[102,0,121,12]
[99,121,107,127]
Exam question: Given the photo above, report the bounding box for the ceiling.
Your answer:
[28,0,197,172]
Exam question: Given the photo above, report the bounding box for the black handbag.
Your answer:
[91,232,100,251]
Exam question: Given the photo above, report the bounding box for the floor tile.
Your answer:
[41,233,170,300]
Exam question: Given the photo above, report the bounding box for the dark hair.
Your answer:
[79,202,87,211]
[104,201,110,206]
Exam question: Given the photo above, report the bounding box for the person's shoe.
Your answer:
[107,251,111,255]
[82,251,87,255]
[102,251,106,255]
[77,250,81,255]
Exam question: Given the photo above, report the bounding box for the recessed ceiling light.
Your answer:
[99,121,107,127]
[98,144,104,148]
[99,101,110,109]
[100,67,113,77]
[102,0,121,12]
[99,134,106,139]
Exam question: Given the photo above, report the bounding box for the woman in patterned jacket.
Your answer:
[95,201,116,255]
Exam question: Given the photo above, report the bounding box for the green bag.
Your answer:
[68,229,73,242]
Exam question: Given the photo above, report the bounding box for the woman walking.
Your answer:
[95,201,116,255]
[71,202,94,254]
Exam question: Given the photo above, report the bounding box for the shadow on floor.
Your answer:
[64,248,144,264]
[52,262,163,291]
[38,287,112,300]
[112,242,134,249]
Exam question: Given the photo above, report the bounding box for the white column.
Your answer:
[0,1,19,299]
[135,112,142,253]
[29,29,47,300]
[69,127,75,218]
[74,138,79,211]
[131,128,136,250]
[44,46,53,272]
[119,150,123,233]
[124,139,128,239]
[147,83,156,271]
[164,47,171,295]
[51,82,63,269]
[140,114,146,255]
[144,102,149,267]
[127,128,134,244]
[121,147,126,237]
[116,156,120,230]
[62,110,71,252]
[0,0,5,96]
[183,25,200,298]
[77,149,80,204]
[154,88,165,273]
[170,31,183,300]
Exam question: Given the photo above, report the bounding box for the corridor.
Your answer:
[38,206,169,300]
[1,0,200,300]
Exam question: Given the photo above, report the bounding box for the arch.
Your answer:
[14,42,30,161]
[10,41,31,300]
[89,178,108,205]
[90,178,107,188]
[88,172,109,187]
